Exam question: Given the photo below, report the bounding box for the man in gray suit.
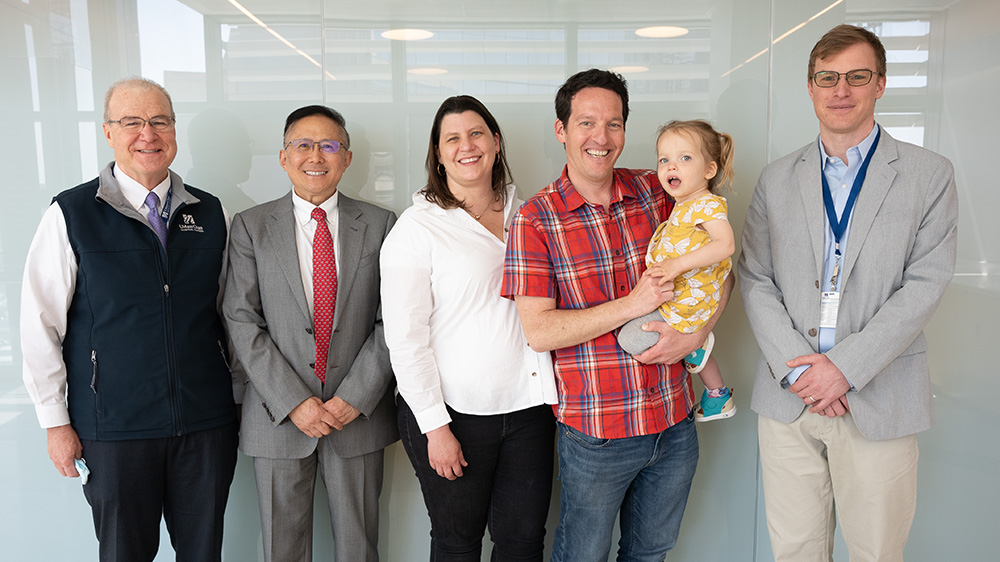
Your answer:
[224,105,397,562]
[738,25,957,561]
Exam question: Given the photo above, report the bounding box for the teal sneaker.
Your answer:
[695,387,736,422]
[684,331,715,374]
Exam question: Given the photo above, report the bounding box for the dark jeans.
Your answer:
[550,416,699,562]
[81,422,238,562]
[398,397,556,562]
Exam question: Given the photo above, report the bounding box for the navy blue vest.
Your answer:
[56,176,236,440]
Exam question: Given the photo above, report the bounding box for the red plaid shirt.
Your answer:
[502,167,694,439]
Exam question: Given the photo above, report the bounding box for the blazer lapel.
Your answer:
[840,128,898,286]
[266,194,311,320]
[333,195,367,331]
[795,144,828,284]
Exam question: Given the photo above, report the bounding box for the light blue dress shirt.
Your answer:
[784,123,879,387]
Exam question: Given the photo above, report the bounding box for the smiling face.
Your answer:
[103,85,177,189]
[280,114,352,205]
[436,110,499,192]
[555,86,625,193]
[655,130,718,204]
[808,41,886,148]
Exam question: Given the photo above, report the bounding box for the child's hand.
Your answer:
[647,259,682,285]
[625,270,674,317]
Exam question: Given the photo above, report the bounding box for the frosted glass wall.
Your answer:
[0,0,995,560]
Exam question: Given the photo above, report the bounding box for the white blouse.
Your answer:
[380,185,557,434]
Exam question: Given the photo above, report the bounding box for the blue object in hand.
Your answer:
[74,458,90,485]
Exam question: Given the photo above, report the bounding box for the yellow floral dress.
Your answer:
[646,194,732,333]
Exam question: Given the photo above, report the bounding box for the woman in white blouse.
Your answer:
[380,95,557,561]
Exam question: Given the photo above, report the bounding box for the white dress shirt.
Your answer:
[290,190,341,319]
[20,163,231,428]
[380,185,557,434]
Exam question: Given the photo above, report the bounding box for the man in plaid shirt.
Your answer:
[502,69,732,561]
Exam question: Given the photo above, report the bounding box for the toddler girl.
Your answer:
[618,119,736,421]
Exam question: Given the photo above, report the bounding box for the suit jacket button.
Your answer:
[815,280,820,289]
[309,362,315,368]
[808,328,817,337]
[306,327,314,334]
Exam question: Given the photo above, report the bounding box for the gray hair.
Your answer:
[103,77,175,123]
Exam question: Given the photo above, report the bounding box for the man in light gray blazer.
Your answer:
[224,105,397,562]
[738,25,957,562]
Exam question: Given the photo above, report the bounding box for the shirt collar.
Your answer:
[556,166,635,212]
[292,190,339,226]
[112,163,172,212]
[819,122,879,167]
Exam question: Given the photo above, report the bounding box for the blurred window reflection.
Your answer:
[580,26,711,101]
[221,22,324,100]
[857,19,931,147]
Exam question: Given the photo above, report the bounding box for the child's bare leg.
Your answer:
[697,356,725,391]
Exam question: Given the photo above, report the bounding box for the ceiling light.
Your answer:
[635,26,689,38]
[381,29,434,41]
[407,68,448,75]
[610,66,649,74]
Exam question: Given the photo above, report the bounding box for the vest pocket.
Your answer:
[90,350,102,417]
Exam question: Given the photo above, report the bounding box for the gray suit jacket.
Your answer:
[224,191,398,459]
[737,128,958,441]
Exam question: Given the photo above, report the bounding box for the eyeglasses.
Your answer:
[105,116,176,133]
[284,139,343,154]
[811,69,878,88]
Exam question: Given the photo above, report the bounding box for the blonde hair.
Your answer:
[656,119,735,193]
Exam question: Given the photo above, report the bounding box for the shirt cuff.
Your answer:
[232,380,246,404]
[412,402,452,435]
[34,404,71,429]
[781,365,809,388]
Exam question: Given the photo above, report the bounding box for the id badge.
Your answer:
[820,291,840,329]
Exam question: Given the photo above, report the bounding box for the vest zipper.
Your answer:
[160,252,183,436]
[217,340,232,374]
[91,350,102,418]
[90,350,97,392]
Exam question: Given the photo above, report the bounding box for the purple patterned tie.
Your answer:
[145,191,168,248]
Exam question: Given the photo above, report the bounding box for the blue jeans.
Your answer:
[398,397,556,562]
[551,416,699,562]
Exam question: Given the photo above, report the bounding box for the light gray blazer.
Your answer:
[224,192,398,459]
[737,128,958,441]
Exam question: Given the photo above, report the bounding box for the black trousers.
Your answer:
[80,422,238,562]
[398,397,556,562]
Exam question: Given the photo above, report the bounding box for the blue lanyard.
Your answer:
[821,128,880,260]
[158,188,173,226]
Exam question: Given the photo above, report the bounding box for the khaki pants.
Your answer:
[759,412,918,562]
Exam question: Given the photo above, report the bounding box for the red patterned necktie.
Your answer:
[311,207,337,384]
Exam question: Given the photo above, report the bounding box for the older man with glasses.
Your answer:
[739,24,958,561]
[20,77,240,561]
[223,105,397,562]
